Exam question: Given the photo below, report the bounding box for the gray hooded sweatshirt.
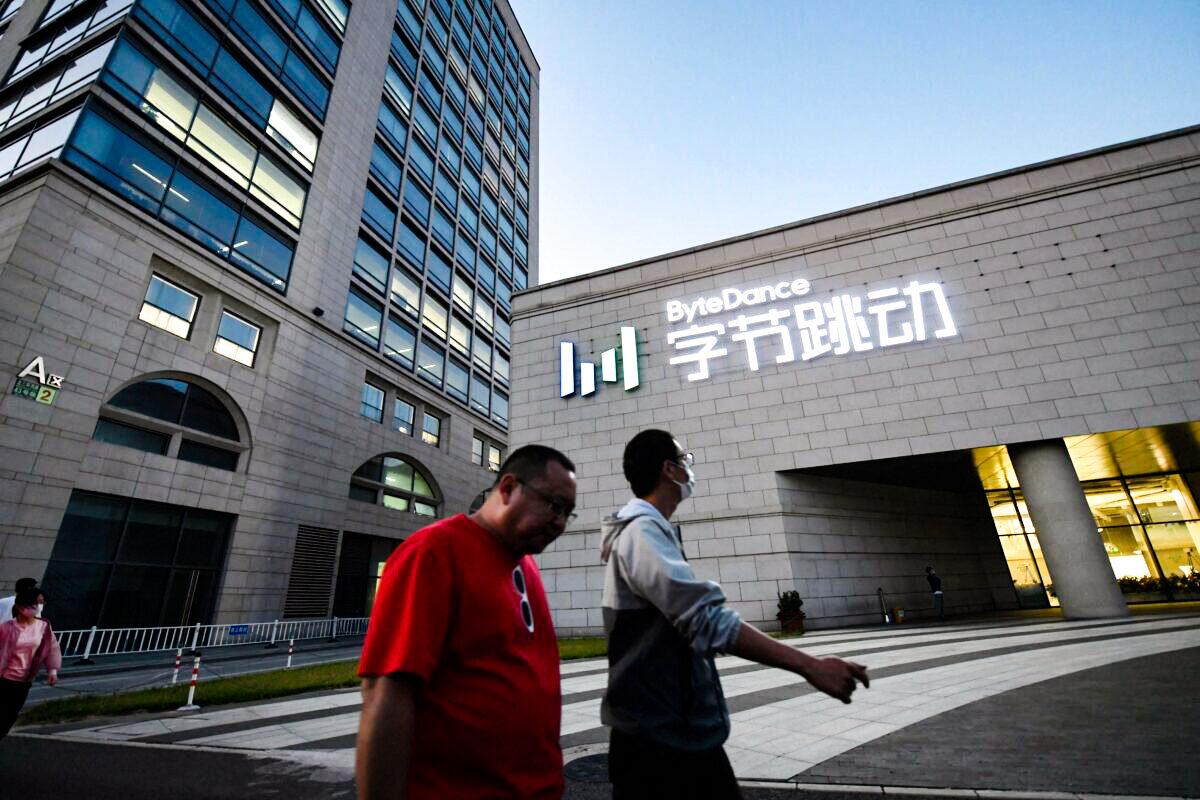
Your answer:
[599,498,743,750]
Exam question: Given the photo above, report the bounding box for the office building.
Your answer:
[0,0,537,627]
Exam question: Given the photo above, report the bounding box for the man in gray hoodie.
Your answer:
[600,429,869,799]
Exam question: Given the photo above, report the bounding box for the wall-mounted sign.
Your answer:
[665,278,957,382]
[12,356,65,405]
[560,326,640,397]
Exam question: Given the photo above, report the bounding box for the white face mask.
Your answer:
[36,604,44,618]
[673,463,696,501]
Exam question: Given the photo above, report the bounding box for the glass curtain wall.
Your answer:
[986,471,1200,605]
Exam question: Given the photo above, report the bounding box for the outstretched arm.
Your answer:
[727,622,869,703]
[357,673,419,800]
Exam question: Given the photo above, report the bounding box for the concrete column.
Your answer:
[1007,439,1128,620]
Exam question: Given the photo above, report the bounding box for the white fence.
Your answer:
[57,617,370,663]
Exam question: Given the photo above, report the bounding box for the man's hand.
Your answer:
[802,656,868,703]
[46,672,58,686]
[729,622,869,704]
[357,673,418,800]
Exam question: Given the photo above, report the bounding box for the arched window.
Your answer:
[92,377,246,471]
[350,454,440,517]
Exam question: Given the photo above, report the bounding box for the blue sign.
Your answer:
[229,624,249,636]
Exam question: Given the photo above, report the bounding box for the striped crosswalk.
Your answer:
[37,613,1200,782]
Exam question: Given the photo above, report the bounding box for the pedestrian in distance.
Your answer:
[356,445,577,800]
[0,578,38,621]
[0,587,62,739]
[926,566,945,620]
[600,429,870,800]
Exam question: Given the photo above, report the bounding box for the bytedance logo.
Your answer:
[559,326,640,397]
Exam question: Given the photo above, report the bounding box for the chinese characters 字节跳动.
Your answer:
[666,280,957,382]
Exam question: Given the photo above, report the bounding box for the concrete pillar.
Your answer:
[1007,439,1128,620]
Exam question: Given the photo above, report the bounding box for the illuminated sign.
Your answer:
[665,278,957,382]
[557,276,958,398]
[12,356,66,405]
[560,326,639,397]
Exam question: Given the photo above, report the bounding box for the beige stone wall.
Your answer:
[513,127,1200,633]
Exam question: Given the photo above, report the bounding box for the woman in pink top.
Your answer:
[0,587,62,739]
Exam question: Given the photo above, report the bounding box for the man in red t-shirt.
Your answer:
[357,444,577,800]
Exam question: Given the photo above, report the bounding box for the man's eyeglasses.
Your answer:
[675,452,694,468]
[518,480,577,522]
[512,565,534,632]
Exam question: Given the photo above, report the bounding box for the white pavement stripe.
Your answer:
[65,689,363,740]
[181,710,362,749]
[724,626,1200,780]
[557,616,1200,736]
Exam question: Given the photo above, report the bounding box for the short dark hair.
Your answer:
[14,587,42,610]
[496,445,575,486]
[623,429,679,498]
[14,578,37,593]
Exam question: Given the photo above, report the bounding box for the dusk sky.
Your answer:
[509,0,1200,284]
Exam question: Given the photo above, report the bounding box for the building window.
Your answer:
[213,310,261,366]
[393,398,414,435]
[92,377,243,469]
[93,418,169,454]
[417,340,444,387]
[449,316,471,357]
[492,389,508,428]
[470,375,490,416]
[353,236,389,294]
[446,357,469,403]
[422,294,448,340]
[472,434,504,472]
[383,318,416,369]
[360,381,384,422]
[62,106,294,293]
[421,411,441,447]
[344,287,383,347]
[390,267,421,317]
[350,454,439,517]
[139,275,199,339]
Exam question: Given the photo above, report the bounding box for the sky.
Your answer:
[507,0,1200,285]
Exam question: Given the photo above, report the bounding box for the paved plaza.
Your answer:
[8,611,1200,798]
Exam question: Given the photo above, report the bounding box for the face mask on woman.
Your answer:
[35,604,44,618]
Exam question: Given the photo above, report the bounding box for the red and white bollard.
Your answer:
[171,648,182,685]
[177,655,201,712]
[286,638,294,669]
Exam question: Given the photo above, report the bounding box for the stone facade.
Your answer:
[511,126,1200,634]
[0,0,538,623]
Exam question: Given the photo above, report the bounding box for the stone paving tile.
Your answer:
[797,645,1200,796]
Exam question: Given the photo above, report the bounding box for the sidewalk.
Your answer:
[20,610,1200,798]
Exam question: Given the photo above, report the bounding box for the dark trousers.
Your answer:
[609,729,742,800]
[0,678,32,739]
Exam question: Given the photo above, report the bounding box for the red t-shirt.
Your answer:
[358,514,562,799]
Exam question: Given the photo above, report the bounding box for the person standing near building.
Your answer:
[0,587,62,739]
[600,429,869,800]
[0,578,38,621]
[926,566,945,620]
[356,445,577,800]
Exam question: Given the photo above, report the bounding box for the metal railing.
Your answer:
[57,617,370,663]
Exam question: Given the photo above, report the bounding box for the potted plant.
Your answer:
[776,590,806,634]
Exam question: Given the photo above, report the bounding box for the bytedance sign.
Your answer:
[560,274,957,396]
